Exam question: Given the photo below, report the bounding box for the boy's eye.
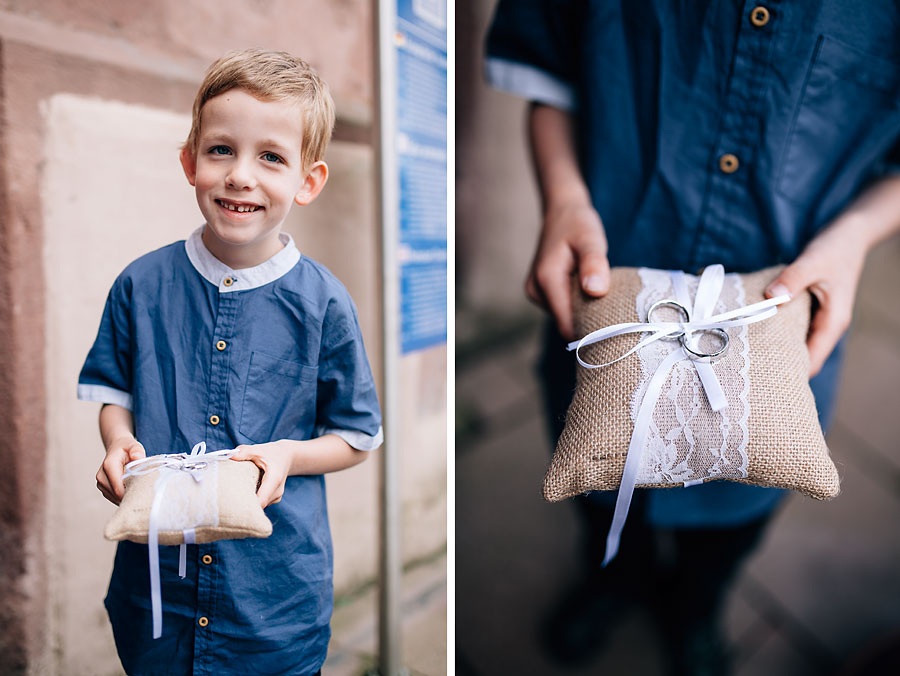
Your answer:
[262,152,283,164]
[209,145,232,156]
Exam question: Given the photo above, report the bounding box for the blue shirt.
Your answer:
[486,0,900,526]
[79,227,382,676]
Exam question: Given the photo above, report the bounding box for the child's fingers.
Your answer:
[255,471,284,508]
[229,444,290,508]
[766,258,852,377]
[96,466,122,505]
[96,479,120,505]
[805,292,851,378]
[126,441,146,461]
[539,269,575,340]
[229,446,258,464]
[96,437,144,505]
[101,454,127,500]
[524,272,548,309]
[765,261,810,301]
[578,250,610,297]
[229,447,280,507]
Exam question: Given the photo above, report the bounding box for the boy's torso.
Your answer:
[96,232,367,674]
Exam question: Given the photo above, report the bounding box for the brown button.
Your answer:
[719,153,739,174]
[198,616,209,627]
[216,340,227,351]
[750,6,770,26]
[223,277,234,287]
[202,554,213,565]
[209,415,220,426]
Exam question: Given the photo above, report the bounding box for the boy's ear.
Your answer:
[180,146,197,186]
[294,161,328,206]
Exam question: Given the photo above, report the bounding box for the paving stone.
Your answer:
[456,354,538,422]
[322,650,376,676]
[831,329,900,474]
[733,626,819,676]
[854,234,900,338]
[725,583,765,650]
[457,390,667,674]
[405,576,448,676]
[326,554,446,676]
[457,412,581,673]
[499,325,546,390]
[740,437,900,668]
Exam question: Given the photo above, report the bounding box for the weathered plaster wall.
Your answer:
[42,95,198,676]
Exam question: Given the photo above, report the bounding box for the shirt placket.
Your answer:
[193,275,240,672]
[691,1,781,269]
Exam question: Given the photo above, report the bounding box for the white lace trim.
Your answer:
[631,269,751,485]
[152,462,221,531]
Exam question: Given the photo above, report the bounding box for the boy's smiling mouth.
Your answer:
[216,198,262,213]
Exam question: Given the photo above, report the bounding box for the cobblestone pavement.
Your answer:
[326,551,447,676]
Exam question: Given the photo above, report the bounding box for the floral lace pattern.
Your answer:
[632,268,751,485]
[153,462,221,531]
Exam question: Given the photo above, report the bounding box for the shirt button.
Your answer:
[209,415,220,426]
[198,616,209,627]
[750,6,770,27]
[719,153,739,174]
[202,554,213,565]
[223,277,235,287]
[216,340,227,351]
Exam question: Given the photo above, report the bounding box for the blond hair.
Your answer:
[184,49,335,170]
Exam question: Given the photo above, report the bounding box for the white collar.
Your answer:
[184,226,301,293]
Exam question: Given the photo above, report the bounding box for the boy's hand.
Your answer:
[765,216,868,378]
[230,441,293,508]
[96,436,146,505]
[528,104,610,341]
[527,201,610,341]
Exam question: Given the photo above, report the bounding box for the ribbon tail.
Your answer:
[148,489,165,639]
[178,545,187,579]
[694,361,728,411]
[148,472,175,640]
[179,529,196,578]
[603,349,684,566]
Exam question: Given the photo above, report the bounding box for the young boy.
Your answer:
[78,49,383,676]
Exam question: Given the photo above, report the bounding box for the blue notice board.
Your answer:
[395,0,447,354]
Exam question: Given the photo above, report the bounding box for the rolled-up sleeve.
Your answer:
[78,275,134,410]
[314,296,383,451]
[485,0,582,110]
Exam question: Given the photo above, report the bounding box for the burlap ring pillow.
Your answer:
[105,455,272,545]
[544,266,841,503]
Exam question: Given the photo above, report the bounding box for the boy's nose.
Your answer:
[226,160,256,190]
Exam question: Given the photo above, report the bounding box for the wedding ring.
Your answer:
[679,328,730,362]
[646,299,691,340]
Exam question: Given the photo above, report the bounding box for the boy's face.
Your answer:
[180,88,327,268]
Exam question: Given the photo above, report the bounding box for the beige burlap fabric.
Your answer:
[105,459,272,545]
[544,267,841,503]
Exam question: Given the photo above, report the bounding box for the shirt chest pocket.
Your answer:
[239,351,318,443]
[776,36,900,202]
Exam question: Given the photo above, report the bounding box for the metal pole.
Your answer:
[374,1,404,675]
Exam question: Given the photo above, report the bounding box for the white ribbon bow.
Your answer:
[124,441,235,639]
[566,265,790,565]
